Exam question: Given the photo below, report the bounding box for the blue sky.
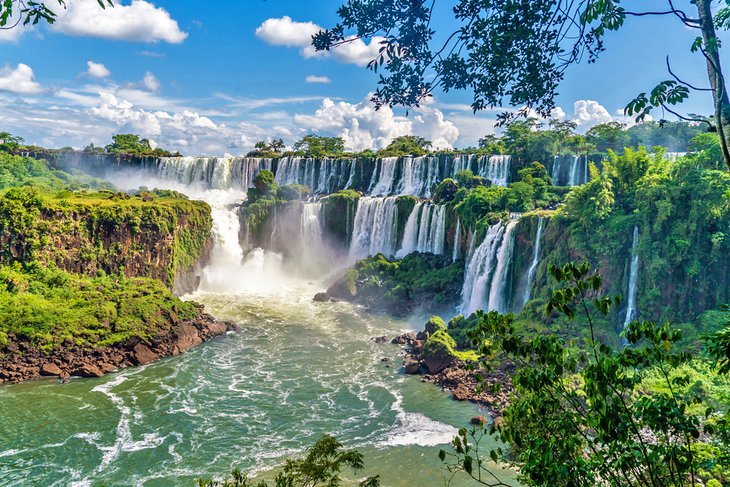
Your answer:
[0,0,723,155]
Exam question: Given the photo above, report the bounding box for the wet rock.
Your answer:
[381,357,389,362]
[173,323,203,354]
[404,360,420,374]
[471,416,487,426]
[313,292,331,303]
[40,363,64,377]
[372,336,388,344]
[391,332,418,345]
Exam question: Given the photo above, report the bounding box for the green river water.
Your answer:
[0,281,517,486]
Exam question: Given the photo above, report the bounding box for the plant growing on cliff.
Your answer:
[440,262,730,486]
[197,435,380,487]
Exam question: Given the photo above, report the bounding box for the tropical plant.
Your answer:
[440,262,730,486]
[196,435,380,487]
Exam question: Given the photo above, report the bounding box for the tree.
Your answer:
[0,132,24,151]
[586,122,629,153]
[197,435,380,487]
[293,135,346,158]
[440,263,730,487]
[314,0,730,171]
[378,135,432,156]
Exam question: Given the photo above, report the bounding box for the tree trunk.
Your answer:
[696,0,730,172]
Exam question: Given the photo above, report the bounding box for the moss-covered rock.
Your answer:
[422,330,459,373]
[424,316,447,335]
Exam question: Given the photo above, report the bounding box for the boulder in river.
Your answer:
[313,292,331,303]
[404,359,420,374]
[40,363,64,377]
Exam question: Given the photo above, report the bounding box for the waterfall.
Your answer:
[155,157,273,190]
[396,203,447,257]
[552,155,589,187]
[452,219,462,262]
[461,221,517,315]
[623,226,640,330]
[349,197,399,259]
[476,155,511,186]
[551,156,562,186]
[430,205,447,255]
[521,218,545,308]
[397,202,423,258]
[301,202,325,251]
[370,157,399,195]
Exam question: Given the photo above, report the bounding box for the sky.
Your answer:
[0,0,723,155]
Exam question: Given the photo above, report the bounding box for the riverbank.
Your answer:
[0,311,238,384]
[383,331,514,417]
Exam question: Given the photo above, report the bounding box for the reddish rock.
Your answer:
[99,363,118,373]
[75,364,104,378]
[173,323,203,354]
[471,416,487,425]
[453,385,470,401]
[131,344,159,366]
[40,363,64,377]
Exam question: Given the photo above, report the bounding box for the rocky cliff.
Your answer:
[0,187,212,294]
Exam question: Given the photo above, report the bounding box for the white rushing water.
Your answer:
[396,203,447,258]
[520,218,545,309]
[461,222,518,316]
[349,196,400,260]
[552,154,589,186]
[623,225,640,330]
[452,219,462,262]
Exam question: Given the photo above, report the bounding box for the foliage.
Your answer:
[377,135,432,157]
[0,152,111,191]
[315,0,730,170]
[0,131,25,152]
[104,134,173,157]
[277,184,311,201]
[247,139,285,158]
[292,135,346,158]
[251,170,279,199]
[0,184,212,287]
[345,253,464,315]
[440,262,730,487]
[197,435,380,487]
[0,262,199,353]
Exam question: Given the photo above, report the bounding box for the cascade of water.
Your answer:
[452,219,462,262]
[623,226,640,330]
[551,156,562,186]
[461,222,517,315]
[521,218,545,308]
[430,205,447,255]
[584,155,589,184]
[397,202,423,258]
[416,205,434,252]
[477,155,511,186]
[199,191,246,292]
[568,155,582,186]
[371,157,399,195]
[349,197,399,259]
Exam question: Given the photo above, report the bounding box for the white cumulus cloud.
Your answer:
[0,64,43,94]
[86,61,111,79]
[294,95,459,152]
[256,16,384,66]
[570,100,614,130]
[305,75,332,84]
[52,0,187,44]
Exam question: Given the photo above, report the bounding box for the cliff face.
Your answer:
[0,188,212,294]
